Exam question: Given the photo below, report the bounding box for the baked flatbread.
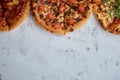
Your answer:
[0,0,30,32]
[93,0,120,34]
[31,0,92,34]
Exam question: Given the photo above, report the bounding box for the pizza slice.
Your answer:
[31,0,92,34]
[63,0,92,33]
[0,0,30,32]
[93,0,120,35]
[31,0,66,34]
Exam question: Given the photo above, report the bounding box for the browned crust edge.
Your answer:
[31,1,92,35]
[0,23,9,32]
[31,2,65,34]
[93,4,120,35]
[92,4,107,29]
[65,4,92,34]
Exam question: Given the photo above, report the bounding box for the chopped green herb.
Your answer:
[103,0,120,18]
[103,0,110,3]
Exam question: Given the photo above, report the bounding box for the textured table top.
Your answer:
[0,13,120,80]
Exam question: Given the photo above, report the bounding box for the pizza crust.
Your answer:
[0,24,9,31]
[31,0,92,34]
[93,3,120,35]
[9,0,30,31]
[65,4,92,34]
[93,4,113,29]
[31,2,65,34]
[106,20,120,35]
[0,0,30,32]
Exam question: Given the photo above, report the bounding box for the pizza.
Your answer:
[93,0,120,35]
[31,0,92,34]
[0,0,30,32]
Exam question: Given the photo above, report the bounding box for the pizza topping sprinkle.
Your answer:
[53,22,61,29]
[67,18,75,25]
[69,0,75,5]
[70,27,74,32]
[78,4,85,13]
[59,2,66,13]
[40,14,44,19]
[50,0,56,4]
[114,19,120,24]
[0,11,3,17]
[65,9,71,15]
[39,0,44,4]
[47,13,55,20]
[0,4,2,8]
[55,11,59,17]
[4,10,11,18]
[72,6,77,10]
[16,4,22,16]
[39,4,45,11]
[96,0,103,5]
[77,0,81,2]
[0,6,3,17]
[44,1,49,5]
[75,17,81,22]
[0,19,6,26]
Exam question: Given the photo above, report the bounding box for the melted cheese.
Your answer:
[8,0,19,6]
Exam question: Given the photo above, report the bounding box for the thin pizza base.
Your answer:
[65,4,92,34]
[31,1,92,34]
[93,4,120,35]
[0,0,30,32]
[31,2,65,34]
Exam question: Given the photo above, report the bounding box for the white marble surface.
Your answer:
[0,13,120,80]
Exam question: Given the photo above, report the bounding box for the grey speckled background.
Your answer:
[0,13,120,80]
